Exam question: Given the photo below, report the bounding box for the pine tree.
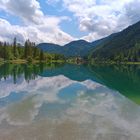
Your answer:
[13,37,19,59]
[24,40,28,59]
[40,50,44,61]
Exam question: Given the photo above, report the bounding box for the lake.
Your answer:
[0,63,140,140]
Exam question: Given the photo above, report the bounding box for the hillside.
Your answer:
[37,40,93,57]
[37,43,63,54]
[89,21,140,62]
[37,21,140,61]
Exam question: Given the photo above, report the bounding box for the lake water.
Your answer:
[0,63,140,140]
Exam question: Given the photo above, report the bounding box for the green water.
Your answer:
[0,63,140,140]
[1,63,140,104]
[88,65,140,104]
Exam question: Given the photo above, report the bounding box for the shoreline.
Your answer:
[88,61,140,65]
[1,59,140,65]
[0,59,66,65]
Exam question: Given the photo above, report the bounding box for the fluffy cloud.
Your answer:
[63,0,138,41]
[0,0,140,44]
[61,0,140,41]
[124,0,140,24]
[0,17,74,44]
[0,0,74,45]
[0,0,43,24]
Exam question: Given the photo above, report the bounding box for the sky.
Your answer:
[0,0,140,45]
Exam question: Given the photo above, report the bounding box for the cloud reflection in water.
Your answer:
[0,75,140,140]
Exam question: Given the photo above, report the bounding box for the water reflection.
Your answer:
[40,64,140,104]
[0,63,140,104]
[0,63,64,83]
[0,63,140,140]
[88,65,140,104]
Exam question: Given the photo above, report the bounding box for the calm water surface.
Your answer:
[0,63,140,140]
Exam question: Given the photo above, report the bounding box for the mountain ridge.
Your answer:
[37,20,140,61]
[89,21,140,62]
[37,39,94,57]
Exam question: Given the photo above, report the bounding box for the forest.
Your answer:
[88,21,140,64]
[0,38,65,63]
[89,41,140,64]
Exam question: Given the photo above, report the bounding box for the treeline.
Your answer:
[113,42,140,62]
[0,38,65,62]
[89,42,140,63]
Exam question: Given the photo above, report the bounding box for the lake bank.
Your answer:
[1,58,140,66]
[89,60,140,65]
[0,59,66,65]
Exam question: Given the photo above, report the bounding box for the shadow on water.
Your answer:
[88,64,140,105]
[0,63,140,104]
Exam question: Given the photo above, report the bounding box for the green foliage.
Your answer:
[40,50,44,61]
[13,37,19,59]
[0,38,66,63]
[89,21,140,63]
[27,56,33,63]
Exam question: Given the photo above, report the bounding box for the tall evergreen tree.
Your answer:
[13,37,19,59]
[24,40,28,59]
[40,50,44,61]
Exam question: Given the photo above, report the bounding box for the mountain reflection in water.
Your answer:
[0,63,140,140]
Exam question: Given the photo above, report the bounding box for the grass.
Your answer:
[123,62,140,65]
[0,59,66,64]
[0,62,4,65]
[2,58,140,65]
[8,59,27,64]
[89,60,140,65]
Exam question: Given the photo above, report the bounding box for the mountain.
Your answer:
[37,40,93,57]
[37,33,119,58]
[37,43,63,54]
[37,21,140,60]
[63,40,93,57]
[91,33,118,50]
[89,21,140,62]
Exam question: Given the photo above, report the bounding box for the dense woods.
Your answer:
[89,41,140,63]
[0,38,65,63]
[89,21,140,63]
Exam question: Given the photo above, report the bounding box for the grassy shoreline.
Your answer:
[89,61,140,65]
[1,59,140,65]
[0,59,66,64]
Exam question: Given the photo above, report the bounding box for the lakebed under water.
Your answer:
[0,63,140,140]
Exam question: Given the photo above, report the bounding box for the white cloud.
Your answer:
[0,0,140,44]
[0,0,74,45]
[0,17,74,45]
[0,0,43,24]
[124,0,140,24]
[61,0,139,41]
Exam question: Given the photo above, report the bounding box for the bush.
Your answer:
[27,56,33,63]
[0,58,4,62]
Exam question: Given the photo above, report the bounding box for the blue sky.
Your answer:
[0,0,140,45]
